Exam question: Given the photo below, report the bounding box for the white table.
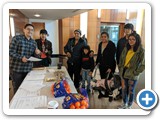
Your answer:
[9,66,77,109]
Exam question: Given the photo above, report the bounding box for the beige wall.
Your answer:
[9,9,29,36]
[61,15,80,54]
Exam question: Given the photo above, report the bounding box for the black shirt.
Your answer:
[116,36,128,65]
[96,40,116,72]
[81,53,94,72]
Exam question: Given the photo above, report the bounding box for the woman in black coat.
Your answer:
[96,32,116,99]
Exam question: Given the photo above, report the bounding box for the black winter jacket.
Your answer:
[96,41,116,73]
[64,37,87,64]
[35,39,52,64]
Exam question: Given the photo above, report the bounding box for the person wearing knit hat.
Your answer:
[64,29,87,89]
[74,29,81,35]
[40,29,49,36]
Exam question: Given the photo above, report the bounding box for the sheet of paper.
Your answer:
[29,70,47,75]
[27,56,42,61]
[20,81,45,92]
[10,96,48,109]
[14,88,41,98]
[25,74,45,81]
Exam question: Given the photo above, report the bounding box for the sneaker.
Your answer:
[98,93,105,99]
[109,97,113,102]
[117,104,127,109]
[127,106,132,109]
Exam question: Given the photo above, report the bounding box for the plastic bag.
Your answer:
[51,79,71,98]
[62,88,89,109]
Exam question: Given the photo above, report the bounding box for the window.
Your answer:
[100,24,119,47]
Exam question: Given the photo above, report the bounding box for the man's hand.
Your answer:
[66,52,71,58]
[22,56,28,63]
[35,48,41,55]
[45,49,48,53]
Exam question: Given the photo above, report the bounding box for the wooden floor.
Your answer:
[88,90,140,109]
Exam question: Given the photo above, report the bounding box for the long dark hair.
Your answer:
[126,31,142,52]
[101,31,109,38]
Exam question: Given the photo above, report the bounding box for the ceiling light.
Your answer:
[34,14,41,17]
[98,9,101,18]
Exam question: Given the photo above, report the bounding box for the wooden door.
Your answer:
[32,22,45,40]
[119,23,125,39]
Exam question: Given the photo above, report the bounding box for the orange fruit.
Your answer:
[75,101,81,108]
[51,84,54,95]
[51,84,54,91]
[80,105,86,109]
[80,100,87,106]
[70,104,75,109]
[85,103,89,108]
[65,86,71,93]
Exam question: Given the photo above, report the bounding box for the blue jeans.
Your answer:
[81,69,91,90]
[122,78,137,107]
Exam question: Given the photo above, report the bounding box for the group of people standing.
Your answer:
[64,23,145,109]
[9,23,145,109]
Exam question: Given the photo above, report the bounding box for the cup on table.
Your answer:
[48,100,59,109]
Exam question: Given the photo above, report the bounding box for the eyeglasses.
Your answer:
[129,38,136,41]
[26,28,34,32]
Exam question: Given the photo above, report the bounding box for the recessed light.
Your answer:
[34,14,41,17]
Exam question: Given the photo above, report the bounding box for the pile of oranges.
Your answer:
[69,100,89,109]
[50,80,71,95]
[51,84,54,95]
[63,80,71,94]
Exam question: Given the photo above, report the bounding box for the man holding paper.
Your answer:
[9,23,41,94]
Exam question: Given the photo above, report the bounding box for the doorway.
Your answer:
[32,22,45,40]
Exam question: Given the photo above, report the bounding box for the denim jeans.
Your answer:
[81,69,91,90]
[11,71,28,94]
[122,78,137,107]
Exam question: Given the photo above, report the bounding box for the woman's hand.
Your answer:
[106,68,111,73]
[66,52,71,58]
[89,72,93,77]
[121,79,125,89]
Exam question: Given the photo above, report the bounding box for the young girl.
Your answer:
[81,45,94,92]
[118,31,145,109]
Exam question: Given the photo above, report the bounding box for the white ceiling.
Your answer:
[18,9,91,20]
